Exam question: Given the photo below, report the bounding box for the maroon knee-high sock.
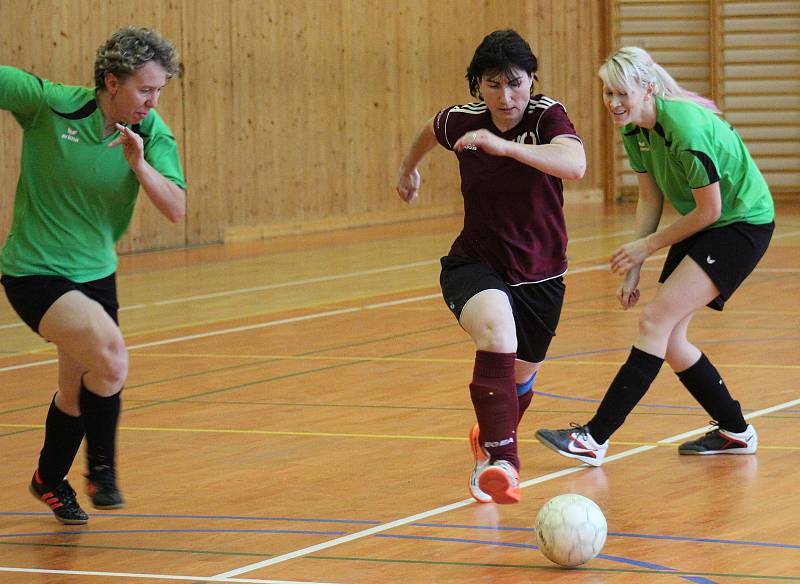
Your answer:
[470,351,519,469]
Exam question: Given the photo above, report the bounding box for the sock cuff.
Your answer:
[79,382,122,407]
[474,351,516,378]
[676,353,713,381]
[629,346,664,378]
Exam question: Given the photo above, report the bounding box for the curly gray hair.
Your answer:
[94,26,180,90]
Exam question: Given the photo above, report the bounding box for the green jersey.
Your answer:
[0,66,186,281]
[621,96,773,227]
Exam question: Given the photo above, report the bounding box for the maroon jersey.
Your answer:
[433,95,581,284]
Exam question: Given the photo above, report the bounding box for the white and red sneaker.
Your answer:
[478,460,521,504]
[468,424,492,503]
[535,424,608,467]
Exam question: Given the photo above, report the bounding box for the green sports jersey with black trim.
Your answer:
[0,65,186,282]
[621,96,773,227]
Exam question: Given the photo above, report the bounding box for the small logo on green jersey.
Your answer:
[61,127,80,143]
[637,139,649,152]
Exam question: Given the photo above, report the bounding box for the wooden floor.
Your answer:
[1,201,799,583]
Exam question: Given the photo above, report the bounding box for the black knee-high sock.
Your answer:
[37,394,85,486]
[677,353,747,432]
[79,381,122,474]
[587,347,664,444]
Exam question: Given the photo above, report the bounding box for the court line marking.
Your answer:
[1,226,798,333]
[214,397,800,578]
[0,567,334,584]
[0,263,619,374]
[1,421,798,451]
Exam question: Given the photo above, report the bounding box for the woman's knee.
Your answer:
[637,303,676,340]
[474,320,517,353]
[86,338,128,393]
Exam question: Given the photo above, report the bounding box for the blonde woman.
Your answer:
[536,47,774,466]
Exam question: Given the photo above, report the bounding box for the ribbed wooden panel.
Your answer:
[610,0,799,199]
[0,0,607,253]
[612,0,711,198]
[721,0,800,193]
[0,0,186,254]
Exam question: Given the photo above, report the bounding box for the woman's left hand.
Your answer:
[610,237,652,275]
[109,123,145,169]
[453,129,507,156]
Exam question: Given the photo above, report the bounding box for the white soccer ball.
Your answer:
[534,493,607,567]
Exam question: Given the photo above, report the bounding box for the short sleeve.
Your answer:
[537,103,581,145]
[0,66,46,126]
[621,129,647,173]
[433,105,457,150]
[141,112,186,190]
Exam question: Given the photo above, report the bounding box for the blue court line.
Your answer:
[376,534,718,584]
[2,513,797,551]
[533,389,706,409]
[608,531,800,550]
[412,523,800,550]
[531,389,800,414]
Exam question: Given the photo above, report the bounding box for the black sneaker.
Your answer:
[535,424,608,467]
[29,470,89,525]
[679,422,757,455]
[87,465,125,509]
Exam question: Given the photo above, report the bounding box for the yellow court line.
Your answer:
[126,351,800,371]
[1,422,797,450]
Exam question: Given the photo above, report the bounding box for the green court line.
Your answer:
[0,541,795,581]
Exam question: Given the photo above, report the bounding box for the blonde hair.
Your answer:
[599,46,720,114]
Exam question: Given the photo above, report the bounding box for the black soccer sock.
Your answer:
[80,381,122,474]
[676,353,747,432]
[37,394,85,486]
[587,347,664,444]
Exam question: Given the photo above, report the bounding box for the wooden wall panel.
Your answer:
[1,0,608,252]
[608,0,799,200]
[0,0,187,253]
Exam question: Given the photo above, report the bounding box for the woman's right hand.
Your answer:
[396,167,420,204]
[617,265,642,310]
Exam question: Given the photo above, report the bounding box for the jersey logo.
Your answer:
[514,131,538,145]
[706,256,716,264]
[60,127,80,143]
[638,139,649,152]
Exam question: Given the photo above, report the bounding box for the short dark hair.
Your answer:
[466,29,538,98]
[94,27,180,90]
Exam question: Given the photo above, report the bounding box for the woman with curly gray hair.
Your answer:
[0,26,186,524]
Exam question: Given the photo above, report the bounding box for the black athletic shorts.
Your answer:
[440,255,565,363]
[1,273,119,334]
[659,221,774,311]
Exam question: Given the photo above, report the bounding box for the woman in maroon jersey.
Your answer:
[396,29,586,504]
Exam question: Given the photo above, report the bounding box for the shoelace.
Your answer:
[568,422,591,439]
[54,481,83,514]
